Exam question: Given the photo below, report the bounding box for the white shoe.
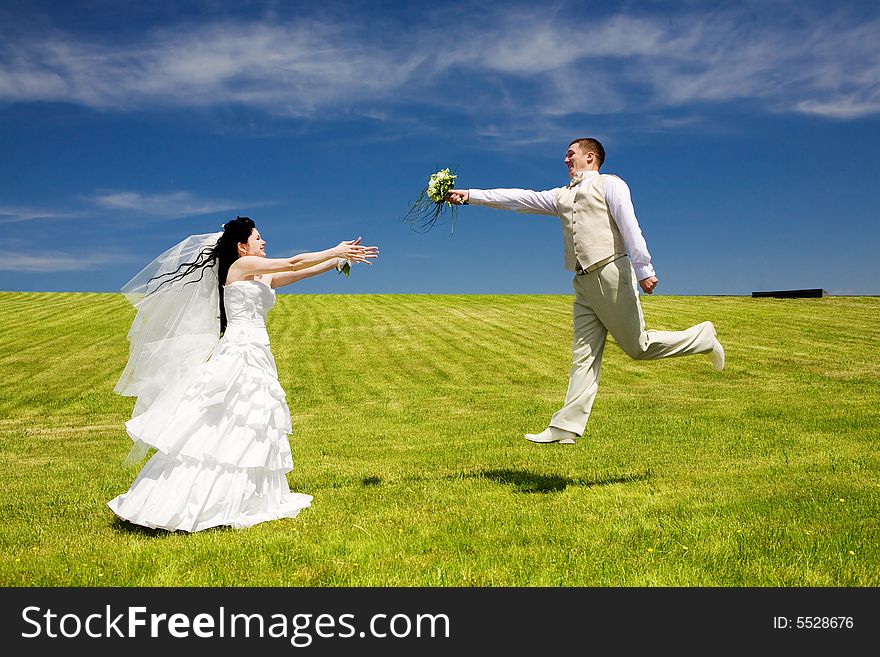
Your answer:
[709,338,725,371]
[702,321,724,372]
[524,427,577,445]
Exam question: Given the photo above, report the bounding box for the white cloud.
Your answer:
[795,97,880,120]
[0,250,126,272]
[0,207,83,223]
[0,191,269,226]
[0,4,877,127]
[89,190,267,219]
[0,19,423,115]
[448,7,880,121]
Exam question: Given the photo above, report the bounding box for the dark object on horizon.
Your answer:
[752,289,827,298]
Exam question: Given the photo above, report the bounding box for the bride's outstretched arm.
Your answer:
[229,238,378,279]
[269,258,345,289]
[286,237,377,270]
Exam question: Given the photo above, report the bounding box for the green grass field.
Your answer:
[0,292,877,586]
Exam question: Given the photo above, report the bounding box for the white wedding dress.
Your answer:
[108,279,312,532]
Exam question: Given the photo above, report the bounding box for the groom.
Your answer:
[447,138,724,445]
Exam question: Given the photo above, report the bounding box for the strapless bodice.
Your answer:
[223,279,275,344]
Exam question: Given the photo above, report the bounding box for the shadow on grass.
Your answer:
[466,468,652,493]
[110,516,233,537]
[110,517,173,537]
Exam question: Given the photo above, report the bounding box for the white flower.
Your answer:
[425,168,456,203]
[405,166,461,234]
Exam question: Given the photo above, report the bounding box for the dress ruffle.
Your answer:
[109,321,311,532]
[125,335,294,471]
[107,452,311,533]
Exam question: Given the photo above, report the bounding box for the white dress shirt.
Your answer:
[468,170,656,280]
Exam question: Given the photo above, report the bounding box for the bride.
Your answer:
[108,216,378,532]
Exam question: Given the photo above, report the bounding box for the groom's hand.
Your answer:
[446,190,469,205]
[639,276,658,294]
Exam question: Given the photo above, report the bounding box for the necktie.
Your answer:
[568,171,586,188]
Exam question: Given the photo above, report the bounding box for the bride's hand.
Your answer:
[335,237,379,265]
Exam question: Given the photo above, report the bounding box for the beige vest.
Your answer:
[555,174,626,272]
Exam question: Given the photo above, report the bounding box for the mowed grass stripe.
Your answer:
[0,292,877,586]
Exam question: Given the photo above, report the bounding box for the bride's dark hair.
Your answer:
[147,216,256,334]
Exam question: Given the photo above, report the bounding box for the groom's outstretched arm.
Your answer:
[447,188,558,216]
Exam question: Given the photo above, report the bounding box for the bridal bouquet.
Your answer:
[403,167,459,234]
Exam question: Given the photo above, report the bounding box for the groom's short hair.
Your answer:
[569,138,605,168]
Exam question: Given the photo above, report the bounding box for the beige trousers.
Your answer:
[550,256,716,435]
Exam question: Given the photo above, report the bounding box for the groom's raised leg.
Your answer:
[592,257,718,362]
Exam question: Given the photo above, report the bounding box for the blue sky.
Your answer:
[1,0,878,295]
